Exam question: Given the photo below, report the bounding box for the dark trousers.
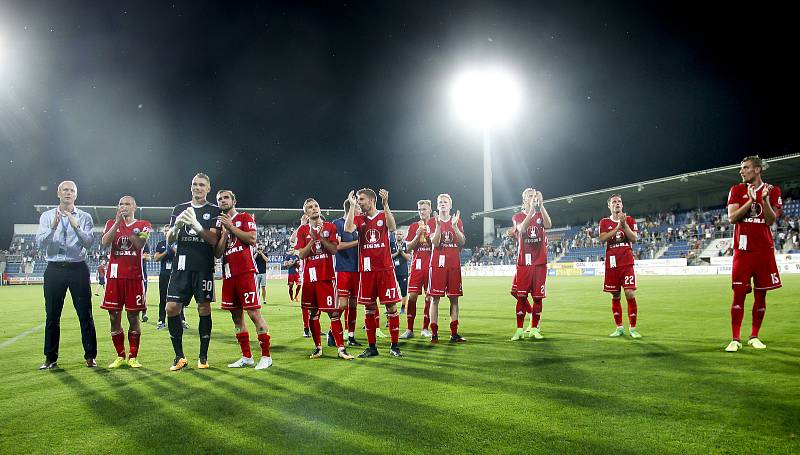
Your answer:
[43,262,97,361]
[159,272,184,322]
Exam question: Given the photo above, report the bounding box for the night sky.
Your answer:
[1,1,796,247]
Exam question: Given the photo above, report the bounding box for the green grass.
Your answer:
[0,275,798,454]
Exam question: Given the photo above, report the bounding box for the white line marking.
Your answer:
[0,324,45,350]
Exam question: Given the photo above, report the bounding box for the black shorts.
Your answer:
[166,270,215,305]
[396,274,408,297]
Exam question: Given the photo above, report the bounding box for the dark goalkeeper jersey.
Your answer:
[169,201,221,272]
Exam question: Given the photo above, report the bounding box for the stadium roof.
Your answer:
[472,153,800,226]
[32,205,421,226]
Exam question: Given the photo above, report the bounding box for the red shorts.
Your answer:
[221,273,260,311]
[407,265,430,295]
[604,264,636,293]
[511,265,547,298]
[732,250,782,293]
[358,270,401,305]
[302,280,337,312]
[428,267,463,297]
[101,278,146,312]
[288,273,301,285]
[336,271,360,299]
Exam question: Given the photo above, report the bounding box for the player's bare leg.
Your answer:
[624,289,641,338]
[247,308,273,368]
[429,297,440,343]
[260,285,267,306]
[448,296,465,342]
[126,311,142,367]
[166,301,187,370]
[196,301,213,368]
[358,303,380,357]
[385,303,402,357]
[609,291,625,337]
[108,311,127,368]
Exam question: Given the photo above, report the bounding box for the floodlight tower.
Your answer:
[450,67,521,245]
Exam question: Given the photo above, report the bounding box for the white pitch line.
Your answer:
[0,324,45,350]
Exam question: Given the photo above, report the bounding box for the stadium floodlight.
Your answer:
[450,66,522,244]
[450,67,522,129]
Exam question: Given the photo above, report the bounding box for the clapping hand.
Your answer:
[379,189,389,207]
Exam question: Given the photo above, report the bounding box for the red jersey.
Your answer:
[222,211,257,278]
[511,211,548,266]
[295,222,338,282]
[354,212,393,272]
[103,219,152,280]
[600,216,637,268]
[428,216,464,269]
[406,220,433,268]
[727,182,782,253]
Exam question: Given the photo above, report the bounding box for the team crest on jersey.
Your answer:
[235,221,241,228]
[377,220,384,227]
[117,236,132,251]
[203,213,211,220]
[133,228,141,235]
[442,231,453,243]
[749,202,762,218]
[536,218,542,225]
[323,230,329,237]
[367,229,381,243]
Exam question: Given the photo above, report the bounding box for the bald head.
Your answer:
[57,180,78,208]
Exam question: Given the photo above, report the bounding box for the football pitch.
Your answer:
[0,275,798,454]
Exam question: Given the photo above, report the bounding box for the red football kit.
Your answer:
[354,211,401,305]
[510,211,548,298]
[427,217,464,297]
[295,222,339,312]
[600,215,638,293]
[728,183,782,292]
[101,219,152,312]
[220,212,260,311]
[406,220,432,294]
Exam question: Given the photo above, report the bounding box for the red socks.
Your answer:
[302,308,310,330]
[407,296,417,331]
[626,298,638,328]
[330,318,345,348]
[310,314,322,347]
[422,297,431,330]
[531,299,543,328]
[731,289,746,341]
[751,290,767,338]
[128,331,140,358]
[236,331,252,358]
[515,297,529,328]
[346,305,357,335]
[431,322,439,337]
[111,331,125,357]
[388,312,400,343]
[612,298,623,326]
[449,320,458,336]
[257,332,271,357]
[365,312,377,345]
